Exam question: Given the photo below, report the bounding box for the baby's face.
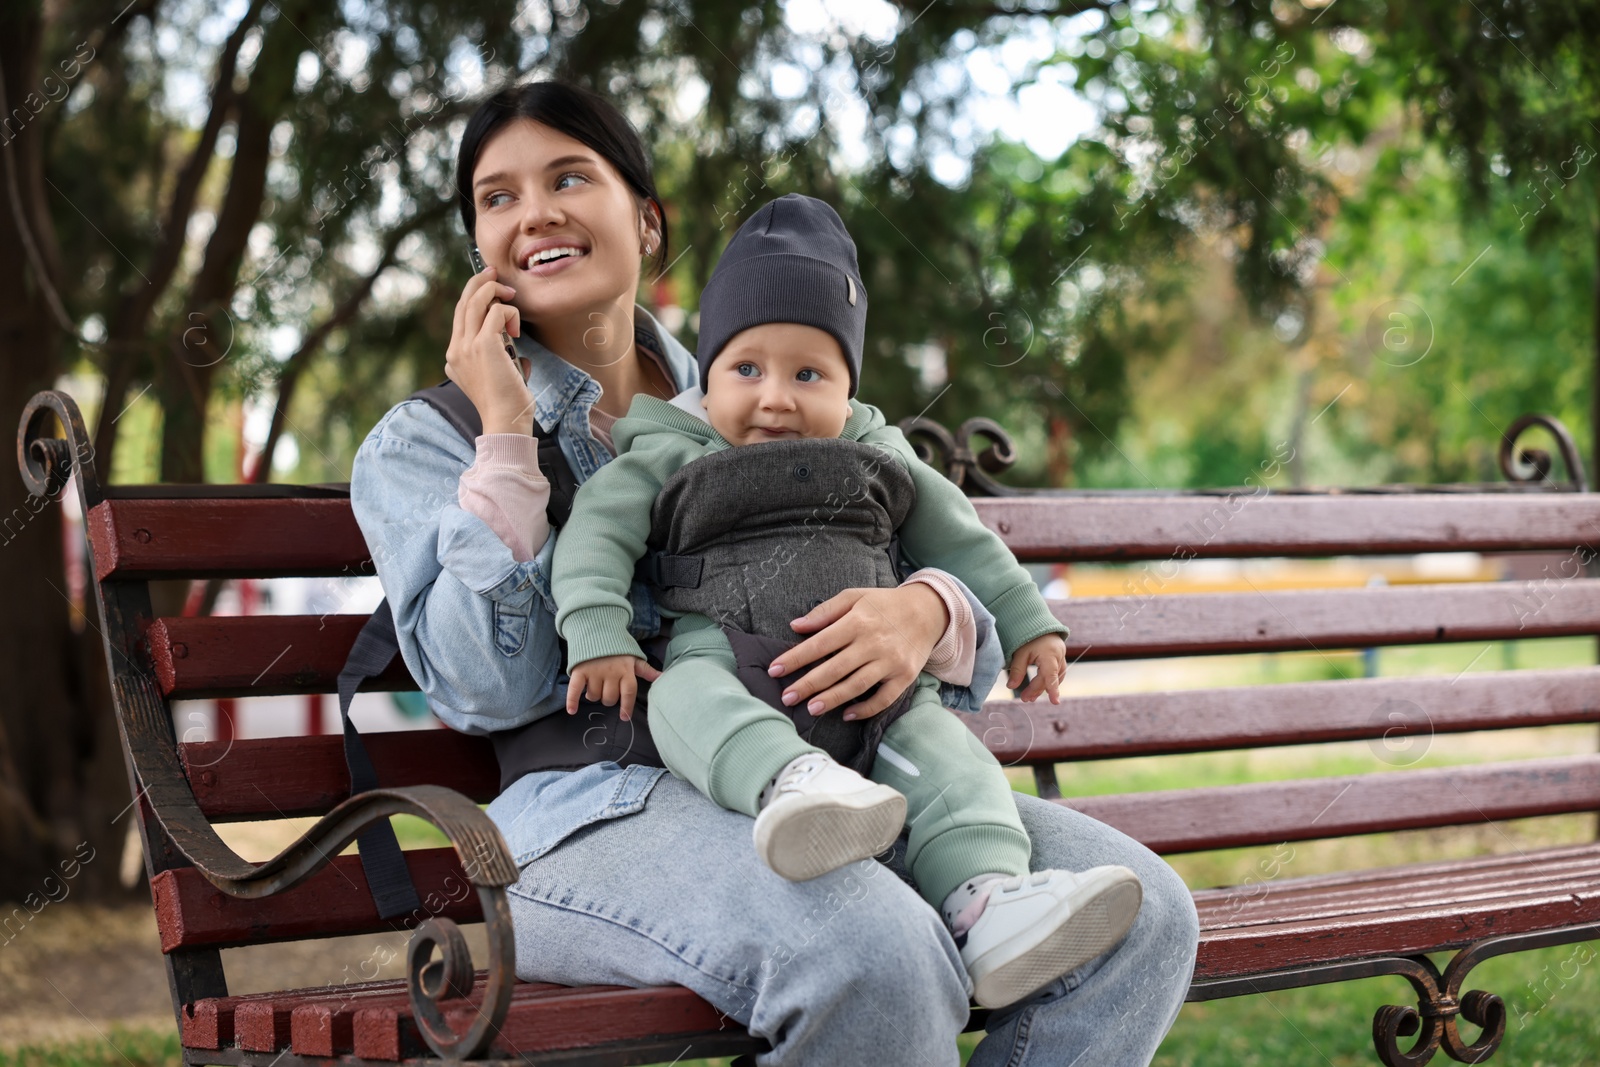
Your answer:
[701,323,853,446]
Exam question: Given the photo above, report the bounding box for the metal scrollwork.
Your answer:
[903,410,1593,497]
[1368,928,1584,1067]
[18,390,102,508]
[1371,956,1450,1066]
[899,416,1021,496]
[407,889,516,1060]
[1499,413,1587,492]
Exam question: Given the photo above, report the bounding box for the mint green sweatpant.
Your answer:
[645,617,1032,907]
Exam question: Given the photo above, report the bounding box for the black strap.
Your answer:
[636,552,703,590]
[336,601,421,918]
[335,380,582,916]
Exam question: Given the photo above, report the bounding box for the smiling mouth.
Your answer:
[520,246,589,270]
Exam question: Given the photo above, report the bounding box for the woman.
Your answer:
[351,80,1198,1066]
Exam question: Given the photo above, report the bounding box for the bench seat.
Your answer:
[174,841,1600,1061]
[1191,841,1600,983]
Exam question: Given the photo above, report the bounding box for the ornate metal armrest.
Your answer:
[19,390,513,1056]
[117,672,516,1058]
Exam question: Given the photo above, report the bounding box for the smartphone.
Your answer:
[467,244,518,360]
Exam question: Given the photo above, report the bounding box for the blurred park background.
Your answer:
[3,0,1599,1063]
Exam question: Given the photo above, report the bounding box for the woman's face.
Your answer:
[470,118,656,325]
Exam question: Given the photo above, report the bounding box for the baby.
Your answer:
[551,194,1141,1008]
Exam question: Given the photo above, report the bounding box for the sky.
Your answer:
[781,0,1098,180]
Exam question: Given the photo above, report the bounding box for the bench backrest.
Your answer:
[33,390,1600,998]
[110,490,1600,855]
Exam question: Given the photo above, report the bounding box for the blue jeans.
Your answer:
[508,775,1199,1066]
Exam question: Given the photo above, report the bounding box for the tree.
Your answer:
[1011,0,1598,478]
[0,0,1131,899]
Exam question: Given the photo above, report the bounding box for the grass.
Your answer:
[1153,948,1600,1067]
[0,1028,180,1067]
[14,639,1598,1065]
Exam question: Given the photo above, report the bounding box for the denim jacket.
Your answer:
[350,306,1004,868]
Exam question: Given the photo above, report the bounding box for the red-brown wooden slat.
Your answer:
[1194,879,1600,980]
[973,667,1600,763]
[184,666,1600,822]
[181,978,571,1057]
[285,978,569,1057]
[148,615,414,698]
[291,989,412,1057]
[1059,581,1600,661]
[1202,854,1600,931]
[1195,841,1600,906]
[449,983,738,1060]
[344,981,744,1062]
[182,732,500,820]
[86,497,371,580]
[353,1003,408,1061]
[236,1000,294,1052]
[972,493,1600,562]
[1196,844,1600,902]
[86,493,1600,578]
[1063,755,1600,853]
[180,1000,233,1049]
[181,978,406,1052]
[1200,844,1600,917]
[150,847,478,951]
[148,582,1600,697]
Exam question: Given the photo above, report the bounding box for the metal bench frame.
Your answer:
[19,388,1600,1066]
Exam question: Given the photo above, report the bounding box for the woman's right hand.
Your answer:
[446,267,535,436]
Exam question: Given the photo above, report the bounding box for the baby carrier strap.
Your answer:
[335,380,586,918]
[721,628,916,776]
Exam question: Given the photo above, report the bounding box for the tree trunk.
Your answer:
[1592,204,1599,486]
[0,7,131,903]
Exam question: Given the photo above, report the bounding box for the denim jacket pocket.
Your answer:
[494,597,532,656]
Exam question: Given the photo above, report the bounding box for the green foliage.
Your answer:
[1320,142,1595,483]
[33,0,1600,490]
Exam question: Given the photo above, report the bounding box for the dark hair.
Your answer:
[455,81,668,275]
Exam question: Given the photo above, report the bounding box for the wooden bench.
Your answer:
[20,389,1600,1066]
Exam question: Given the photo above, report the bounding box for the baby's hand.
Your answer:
[1006,633,1068,705]
[567,655,661,720]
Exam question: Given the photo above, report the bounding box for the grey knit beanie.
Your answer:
[696,193,867,396]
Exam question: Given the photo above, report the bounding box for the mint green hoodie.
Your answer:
[551,394,1066,669]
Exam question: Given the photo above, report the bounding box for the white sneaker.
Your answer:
[960,866,1143,1009]
[752,753,907,881]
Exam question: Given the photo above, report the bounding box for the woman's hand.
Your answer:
[446,267,534,436]
[768,583,949,721]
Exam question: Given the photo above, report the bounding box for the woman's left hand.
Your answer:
[768,583,948,720]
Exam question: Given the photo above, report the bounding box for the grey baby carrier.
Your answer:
[642,436,921,774]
